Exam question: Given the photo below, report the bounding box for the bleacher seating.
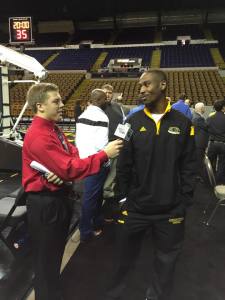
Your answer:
[162,25,204,41]
[6,24,225,120]
[64,70,225,118]
[166,70,225,104]
[10,73,85,117]
[64,79,140,118]
[9,70,225,118]
[20,42,218,71]
[20,47,154,70]
[47,49,102,70]
[114,27,155,44]
[25,50,56,64]
[102,46,153,68]
[79,79,139,104]
[161,45,215,67]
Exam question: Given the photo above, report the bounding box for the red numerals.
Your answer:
[16,29,28,40]
[22,29,28,39]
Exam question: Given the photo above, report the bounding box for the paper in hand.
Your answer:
[30,161,50,175]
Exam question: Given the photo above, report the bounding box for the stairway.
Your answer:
[67,79,89,105]
[150,49,161,68]
[91,52,108,72]
[210,48,225,69]
[43,52,60,68]
[204,28,214,40]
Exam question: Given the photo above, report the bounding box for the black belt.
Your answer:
[28,186,72,197]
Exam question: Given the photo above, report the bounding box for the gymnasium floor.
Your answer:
[0,176,225,300]
[61,181,225,300]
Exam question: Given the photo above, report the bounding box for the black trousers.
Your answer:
[207,141,225,184]
[105,204,185,300]
[26,189,72,300]
[196,147,207,180]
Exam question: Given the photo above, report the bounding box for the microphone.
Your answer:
[114,123,133,141]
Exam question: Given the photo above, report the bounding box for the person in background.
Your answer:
[76,89,110,241]
[184,98,192,107]
[101,84,124,222]
[102,84,124,139]
[126,97,145,119]
[172,93,192,120]
[22,83,123,300]
[207,99,225,184]
[192,102,209,181]
[185,98,194,114]
[74,99,83,124]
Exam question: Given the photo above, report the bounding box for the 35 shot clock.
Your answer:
[9,17,33,44]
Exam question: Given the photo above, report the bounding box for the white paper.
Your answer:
[30,161,50,174]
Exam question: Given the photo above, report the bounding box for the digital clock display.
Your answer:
[9,17,32,44]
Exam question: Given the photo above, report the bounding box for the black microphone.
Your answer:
[114,123,133,141]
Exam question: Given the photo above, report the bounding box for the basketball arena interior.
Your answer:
[0,1,225,299]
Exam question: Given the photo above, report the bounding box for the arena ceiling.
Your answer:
[1,0,225,21]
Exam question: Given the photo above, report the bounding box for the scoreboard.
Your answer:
[9,17,32,44]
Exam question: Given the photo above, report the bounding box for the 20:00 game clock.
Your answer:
[9,17,32,44]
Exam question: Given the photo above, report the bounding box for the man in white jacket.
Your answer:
[76,89,110,241]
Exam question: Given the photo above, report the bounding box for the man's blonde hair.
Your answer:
[26,83,59,113]
[101,84,114,92]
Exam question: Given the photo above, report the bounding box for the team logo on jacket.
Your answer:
[168,217,184,224]
[168,127,180,135]
[140,126,147,132]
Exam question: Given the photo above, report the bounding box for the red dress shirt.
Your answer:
[22,116,108,192]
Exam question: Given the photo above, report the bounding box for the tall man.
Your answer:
[102,84,124,141]
[207,99,225,184]
[105,70,196,300]
[192,102,208,180]
[76,89,110,241]
[74,99,83,124]
[102,84,125,221]
[22,83,123,300]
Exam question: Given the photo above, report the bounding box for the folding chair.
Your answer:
[203,155,225,226]
[0,187,27,257]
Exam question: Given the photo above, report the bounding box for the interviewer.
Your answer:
[22,83,123,300]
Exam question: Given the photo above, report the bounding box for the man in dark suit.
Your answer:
[101,84,125,221]
[74,99,83,124]
[192,102,209,180]
[207,99,225,184]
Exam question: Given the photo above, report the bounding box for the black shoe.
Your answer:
[80,229,103,243]
[80,233,94,243]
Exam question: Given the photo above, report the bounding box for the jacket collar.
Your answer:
[144,100,171,119]
[32,116,55,130]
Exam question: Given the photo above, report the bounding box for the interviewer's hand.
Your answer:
[104,139,123,158]
[46,172,63,186]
